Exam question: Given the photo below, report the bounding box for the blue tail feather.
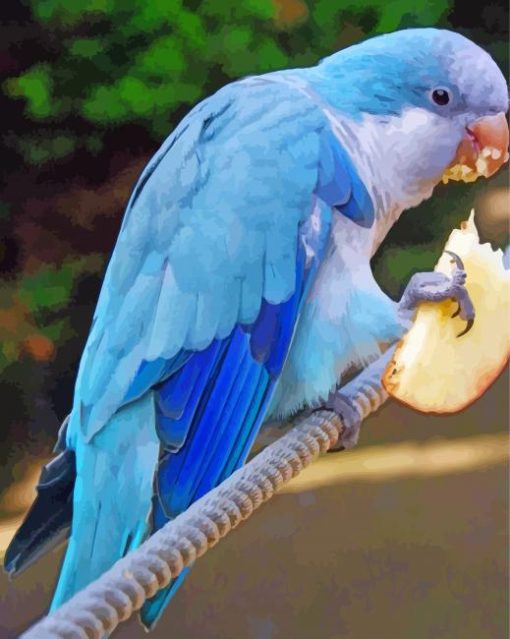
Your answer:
[51,394,160,611]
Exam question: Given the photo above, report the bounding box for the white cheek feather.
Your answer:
[323,106,463,254]
[395,107,431,133]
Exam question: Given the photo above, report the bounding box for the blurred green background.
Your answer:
[0,1,508,637]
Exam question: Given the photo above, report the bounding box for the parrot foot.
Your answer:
[398,251,475,337]
[322,390,362,452]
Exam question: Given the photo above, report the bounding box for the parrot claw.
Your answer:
[451,303,461,318]
[443,250,465,271]
[321,390,362,451]
[457,318,474,338]
[398,250,475,338]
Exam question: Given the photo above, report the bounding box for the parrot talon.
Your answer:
[457,318,474,338]
[320,390,362,451]
[451,303,461,318]
[398,252,476,334]
[444,250,465,271]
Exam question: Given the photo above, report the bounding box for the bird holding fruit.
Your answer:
[5,27,509,630]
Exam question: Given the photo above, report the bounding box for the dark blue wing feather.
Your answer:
[248,301,281,365]
[153,237,307,519]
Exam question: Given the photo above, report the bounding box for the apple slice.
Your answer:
[383,211,510,413]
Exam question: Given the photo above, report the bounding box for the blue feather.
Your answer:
[265,239,306,376]
[51,395,159,611]
[249,300,280,363]
[316,129,352,206]
[156,328,247,517]
[123,352,189,405]
[151,494,169,531]
[219,373,273,481]
[337,168,374,228]
[317,129,374,228]
[265,294,299,377]
[145,244,306,627]
[193,360,263,499]
[157,356,203,420]
[156,340,227,451]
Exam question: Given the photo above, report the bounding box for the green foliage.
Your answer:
[4,0,509,169]
[375,244,439,297]
[6,64,54,119]
[4,0,462,166]
[16,132,76,164]
[17,257,101,314]
[0,256,103,374]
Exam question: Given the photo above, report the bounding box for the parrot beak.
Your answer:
[453,112,509,178]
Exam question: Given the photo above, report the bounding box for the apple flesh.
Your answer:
[383,211,510,414]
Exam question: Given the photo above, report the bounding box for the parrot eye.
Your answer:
[431,88,451,106]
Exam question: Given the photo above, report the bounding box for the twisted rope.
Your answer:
[20,348,393,639]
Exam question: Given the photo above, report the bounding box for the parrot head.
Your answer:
[309,28,509,208]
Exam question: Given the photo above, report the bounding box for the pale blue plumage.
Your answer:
[5,27,508,632]
[54,77,350,623]
[70,80,326,445]
[52,393,160,609]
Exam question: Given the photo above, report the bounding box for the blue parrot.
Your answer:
[5,28,509,630]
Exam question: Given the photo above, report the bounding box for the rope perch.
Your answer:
[20,347,394,639]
